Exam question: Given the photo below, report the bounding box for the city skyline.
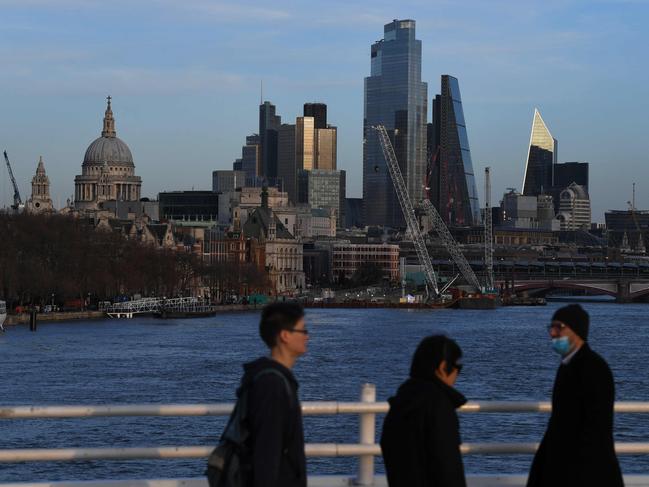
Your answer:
[1,1,648,221]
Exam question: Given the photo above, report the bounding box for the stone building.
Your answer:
[25,156,54,213]
[243,191,305,295]
[74,97,142,211]
[556,183,591,231]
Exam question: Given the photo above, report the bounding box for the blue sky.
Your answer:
[1,0,648,221]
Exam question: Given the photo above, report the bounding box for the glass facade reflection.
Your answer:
[363,19,428,227]
[428,75,480,226]
[523,108,556,196]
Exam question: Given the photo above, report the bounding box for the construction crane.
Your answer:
[373,125,440,298]
[3,150,23,211]
[627,182,646,253]
[374,125,483,295]
[484,167,495,290]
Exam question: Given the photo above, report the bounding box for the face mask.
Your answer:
[552,336,571,356]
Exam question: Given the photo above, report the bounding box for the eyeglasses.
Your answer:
[287,328,309,335]
[547,322,567,333]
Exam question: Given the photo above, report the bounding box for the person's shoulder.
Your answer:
[579,345,614,379]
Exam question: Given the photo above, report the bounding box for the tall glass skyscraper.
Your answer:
[363,19,428,227]
[259,101,281,179]
[523,108,557,196]
[428,75,480,226]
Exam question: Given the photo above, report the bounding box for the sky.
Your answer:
[1,0,648,222]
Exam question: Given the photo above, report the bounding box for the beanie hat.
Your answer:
[552,304,589,340]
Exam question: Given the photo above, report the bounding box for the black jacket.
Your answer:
[527,344,624,487]
[242,357,307,487]
[380,376,467,487]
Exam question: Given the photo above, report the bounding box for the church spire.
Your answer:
[102,95,116,138]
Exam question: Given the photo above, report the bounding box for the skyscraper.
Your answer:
[259,101,281,179]
[277,123,297,203]
[304,103,327,129]
[363,19,428,227]
[428,75,480,226]
[523,108,557,196]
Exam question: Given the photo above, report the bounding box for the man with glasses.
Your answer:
[381,335,467,487]
[242,302,309,487]
[527,304,623,487]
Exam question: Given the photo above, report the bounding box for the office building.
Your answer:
[556,183,591,230]
[277,124,298,203]
[315,127,337,170]
[523,108,557,196]
[241,134,261,179]
[428,75,480,225]
[259,101,281,178]
[212,170,246,193]
[304,103,327,129]
[298,169,346,224]
[159,191,219,222]
[296,116,315,171]
[363,19,428,227]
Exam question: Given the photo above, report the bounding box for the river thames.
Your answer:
[1,302,648,481]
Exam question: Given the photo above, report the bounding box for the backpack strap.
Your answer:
[252,368,294,402]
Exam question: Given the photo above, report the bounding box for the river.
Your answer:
[1,302,648,481]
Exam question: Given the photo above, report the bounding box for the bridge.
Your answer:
[425,259,649,302]
[105,297,214,318]
[504,278,649,303]
[1,384,649,486]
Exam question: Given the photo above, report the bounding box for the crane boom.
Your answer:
[420,198,482,292]
[373,125,440,297]
[3,150,23,210]
[484,167,494,290]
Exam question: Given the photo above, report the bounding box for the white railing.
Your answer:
[105,297,200,316]
[2,384,649,486]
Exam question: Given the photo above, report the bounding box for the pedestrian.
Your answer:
[380,335,467,487]
[527,304,623,487]
[243,301,309,487]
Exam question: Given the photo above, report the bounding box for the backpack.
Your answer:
[206,368,293,487]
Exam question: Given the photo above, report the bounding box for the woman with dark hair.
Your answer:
[380,335,467,487]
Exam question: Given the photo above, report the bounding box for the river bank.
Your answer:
[4,304,260,326]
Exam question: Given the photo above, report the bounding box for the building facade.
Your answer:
[428,75,480,225]
[298,169,346,224]
[241,134,261,179]
[212,170,246,193]
[304,103,327,129]
[363,19,428,228]
[25,156,54,213]
[277,124,298,203]
[331,242,400,282]
[557,183,591,230]
[259,101,281,179]
[159,191,219,222]
[74,97,142,211]
[523,108,557,196]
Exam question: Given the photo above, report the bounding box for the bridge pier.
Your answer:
[617,280,631,304]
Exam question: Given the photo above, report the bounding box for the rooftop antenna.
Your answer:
[260,80,263,105]
[633,182,636,211]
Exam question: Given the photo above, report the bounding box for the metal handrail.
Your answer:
[4,400,649,419]
[3,388,649,486]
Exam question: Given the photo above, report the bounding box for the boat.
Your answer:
[0,300,6,331]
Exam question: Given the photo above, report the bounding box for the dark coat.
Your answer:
[527,344,624,487]
[242,357,307,487]
[380,376,467,487]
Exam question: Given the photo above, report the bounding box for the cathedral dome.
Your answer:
[82,96,134,167]
[83,136,133,166]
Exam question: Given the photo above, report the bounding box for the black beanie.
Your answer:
[552,304,589,340]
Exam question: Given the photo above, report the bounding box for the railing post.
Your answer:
[356,383,376,486]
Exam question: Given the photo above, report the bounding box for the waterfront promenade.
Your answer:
[1,304,648,482]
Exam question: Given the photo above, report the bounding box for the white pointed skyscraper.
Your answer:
[522,108,557,196]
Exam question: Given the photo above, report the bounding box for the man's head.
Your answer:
[548,304,588,356]
[259,302,308,357]
[410,335,463,387]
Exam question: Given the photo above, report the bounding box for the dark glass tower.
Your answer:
[428,75,480,226]
[259,101,281,179]
[363,19,428,228]
[522,108,557,196]
[304,103,327,129]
